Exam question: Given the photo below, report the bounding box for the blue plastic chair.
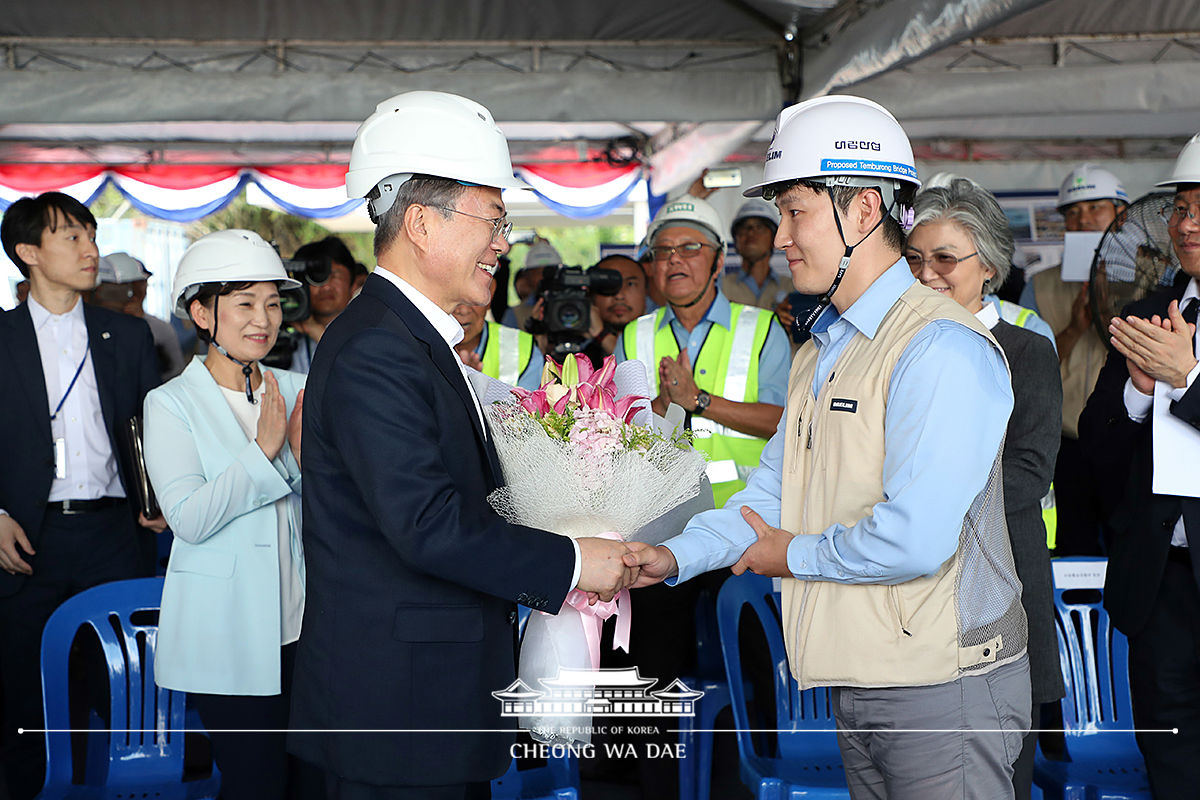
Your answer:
[1033,558,1150,799]
[490,606,580,800]
[678,585,733,800]
[716,573,848,799]
[37,577,219,800]
[490,753,579,800]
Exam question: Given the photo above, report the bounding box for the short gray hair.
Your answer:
[911,177,1013,294]
[373,175,468,257]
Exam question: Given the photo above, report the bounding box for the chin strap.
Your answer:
[799,192,895,333]
[210,295,258,404]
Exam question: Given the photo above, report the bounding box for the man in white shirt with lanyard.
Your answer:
[0,191,160,800]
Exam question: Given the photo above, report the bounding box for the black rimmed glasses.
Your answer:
[436,206,513,241]
[650,242,716,261]
[904,250,979,273]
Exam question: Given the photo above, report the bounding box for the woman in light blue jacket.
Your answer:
[143,230,317,800]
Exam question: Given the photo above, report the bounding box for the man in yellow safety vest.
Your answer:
[617,195,790,506]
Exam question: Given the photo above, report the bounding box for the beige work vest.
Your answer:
[779,283,1027,689]
[1031,268,1105,438]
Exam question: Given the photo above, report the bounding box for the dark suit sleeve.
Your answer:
[133,316,160,400]
[1169,380,1200,431]
[1079,319,1150,495]
[1002,329,1061,513]
[324,328,575,609]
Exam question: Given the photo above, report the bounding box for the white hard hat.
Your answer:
[1058,163,1129,210]
[730,199,780,237]
[646,195,725,247]
[521,240,562,271]
[1155,133,1200,189]
[346,91,527,221]
[98,252,151,284]
[745,95,920,219]
[171,229,299,319]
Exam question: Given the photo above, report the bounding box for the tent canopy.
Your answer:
[1,0,1198,196]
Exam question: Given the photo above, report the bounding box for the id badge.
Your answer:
[54,437,67,480]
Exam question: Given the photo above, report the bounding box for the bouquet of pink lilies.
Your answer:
[486,353,707,746]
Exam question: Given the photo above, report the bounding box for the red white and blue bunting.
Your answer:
[0,163,646,222]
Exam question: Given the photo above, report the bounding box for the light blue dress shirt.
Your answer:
[473,323,545,391]
[664,259,1014,586]
[613,289,791,407]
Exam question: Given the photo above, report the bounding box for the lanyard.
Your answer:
[49,342,91,423]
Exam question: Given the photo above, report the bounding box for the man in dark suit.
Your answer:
[0,192,160,799]
[1079,139,1200,798]
[288,91,644,800]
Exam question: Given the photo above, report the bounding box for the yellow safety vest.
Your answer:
[480,322,534,387]
[623,303,775,506]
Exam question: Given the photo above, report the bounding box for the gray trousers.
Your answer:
[831,655,1031,800]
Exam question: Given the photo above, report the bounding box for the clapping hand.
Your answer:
[731,506,795,578]
[287,389,305,467]
[255,373,292,462]
[1109,299,1197,393]
[659,351,698,409]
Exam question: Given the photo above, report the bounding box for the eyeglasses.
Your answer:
[436,206,513,241]
[1162,202,1200,225]
[650,242,715,261]
[904,251,979,273]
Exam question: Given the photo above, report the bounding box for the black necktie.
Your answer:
[1184,298,1198,348]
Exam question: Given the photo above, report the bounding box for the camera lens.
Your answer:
[556,305,583,328]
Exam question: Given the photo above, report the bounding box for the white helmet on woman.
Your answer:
[171,229,299,319]
[745,95,920,224]
[1155,133,1200,189]
[346,91,527,222]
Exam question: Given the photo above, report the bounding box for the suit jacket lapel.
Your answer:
[362,276,492,460]
[83,304,117,434]
[4,304,53,446]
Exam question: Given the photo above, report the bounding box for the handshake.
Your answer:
[575,537,680,602]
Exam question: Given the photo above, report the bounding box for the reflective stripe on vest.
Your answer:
[481,322,533,387]
[1041,484,1057,550]
[997,299,1034,330]
[623,303,774,502]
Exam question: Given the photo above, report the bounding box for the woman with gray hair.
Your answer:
[907,176,1065,800]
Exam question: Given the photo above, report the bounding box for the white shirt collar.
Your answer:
[975,299,1001,330]
[372,267,465,349]
[27,293,84,331]
[1183,277,1200,309]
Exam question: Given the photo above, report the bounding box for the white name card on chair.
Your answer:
[1051,559,1107,590]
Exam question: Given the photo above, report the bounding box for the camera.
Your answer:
[528,265,622,357]
[277,254,333,324]
[261,252,333,369]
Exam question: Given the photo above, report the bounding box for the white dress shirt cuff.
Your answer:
[1123,378,1154,422]
[0,509,8,518]
[569,537,582,590]
[1167,360,1200,403]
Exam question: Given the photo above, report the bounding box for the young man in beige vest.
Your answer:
[627,96,1031,799]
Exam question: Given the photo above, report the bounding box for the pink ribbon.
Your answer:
[561,530,633,667]
[564,587,631,668]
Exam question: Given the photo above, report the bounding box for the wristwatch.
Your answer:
[693,390,712,416]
